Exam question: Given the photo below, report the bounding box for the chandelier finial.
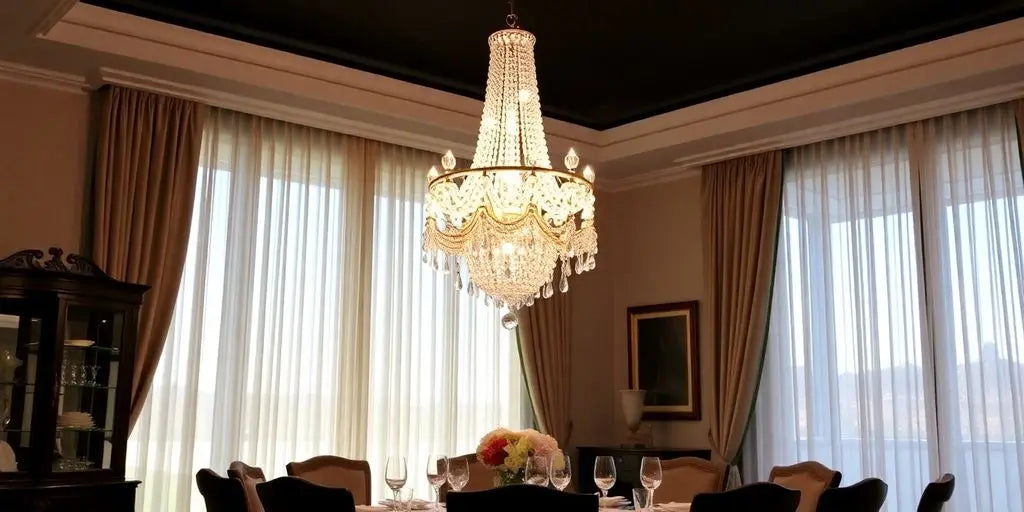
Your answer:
[441,150,456,171]
[564,148,579,171]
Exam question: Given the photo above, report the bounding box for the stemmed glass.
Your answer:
[549,452,572,491]
[593,455,617,498]
[447,457,469,493]
[385,456,407,510]
[525,456,549,486]
[426,454,448,510]
[640,456,662,503]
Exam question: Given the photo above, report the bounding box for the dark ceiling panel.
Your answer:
[84,0,1024,129]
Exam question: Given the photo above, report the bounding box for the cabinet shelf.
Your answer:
[27,343,121,357]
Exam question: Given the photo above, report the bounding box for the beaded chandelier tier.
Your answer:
[422,8,598,327]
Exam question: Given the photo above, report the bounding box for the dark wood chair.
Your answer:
[769,461,842,512]
[195,468,248,512]
[692,482,801,512]
[256,476,356,512]
[286,455,371,505]
[446,484,598,512]
[916,474,955,512]
[816,478,888,512]
[227,461,267,512]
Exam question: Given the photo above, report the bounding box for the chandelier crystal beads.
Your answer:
[422,16,598,327]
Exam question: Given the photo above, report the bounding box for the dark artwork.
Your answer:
[627,301,700,420]
[637,315,690,407]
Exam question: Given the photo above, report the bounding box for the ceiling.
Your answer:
[81,0,1024,130]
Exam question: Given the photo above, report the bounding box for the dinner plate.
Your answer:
[64,339,95,348]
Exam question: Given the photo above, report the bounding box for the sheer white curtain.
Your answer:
[918,106,1024,512]
[749,129,933,512]
[366,142,526,500]
[126,109,371,511]
[749,103,1024,512]
[127,109,525,512]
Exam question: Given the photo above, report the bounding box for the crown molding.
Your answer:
[600,166,701,193]
[98,68,476,158]
[0,60,88,94]
[19,4,1024,193]
[47,3,601,157]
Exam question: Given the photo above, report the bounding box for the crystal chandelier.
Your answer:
[422,4,598,327]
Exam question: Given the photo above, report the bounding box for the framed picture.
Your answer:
[627,301,701,421]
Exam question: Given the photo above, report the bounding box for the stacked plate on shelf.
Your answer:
[57,411,95,429]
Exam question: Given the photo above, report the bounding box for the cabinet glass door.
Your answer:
[0,299,44,475]
[54,304,125,473]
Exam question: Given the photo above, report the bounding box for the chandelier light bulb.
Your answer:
[564,148,579,171]
[441,150,456,171]
[583,165,596,182]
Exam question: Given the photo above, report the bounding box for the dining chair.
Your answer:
[769,461,842,512]
[816,478,888,512]
[438,453,495,502]
[227,461,267,512]
[656,456,727,503]
[195,468,248,512]
[446,484,598,512]
[285,455,371,505]
[691,482,800,512]
[256,476,355,512]
[916,474,955,512]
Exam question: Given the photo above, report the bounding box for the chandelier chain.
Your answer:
[506,0,518,28]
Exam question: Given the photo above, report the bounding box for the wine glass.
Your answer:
[549,452,572,491]
[525,456,549,486]
[640,456,662,502]
[593,455,617,498]
[447,456,470,493]
[426,454,448,510]
[385,456,407,508]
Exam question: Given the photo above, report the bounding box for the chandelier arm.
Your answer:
[427,167,593,188]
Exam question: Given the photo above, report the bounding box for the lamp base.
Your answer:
[621,423,653,448]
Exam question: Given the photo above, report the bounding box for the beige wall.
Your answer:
[0,80,92,257]
[571,175,712,451]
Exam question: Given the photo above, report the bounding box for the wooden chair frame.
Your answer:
[286,455,371,505]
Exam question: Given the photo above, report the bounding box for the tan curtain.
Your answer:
[518,290,572,446]
[91,86,208,430]
[1016,100,1024,164]
[702,151,783,488]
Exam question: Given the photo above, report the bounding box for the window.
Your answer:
[126,110,526,512]
[749,104,1024,512]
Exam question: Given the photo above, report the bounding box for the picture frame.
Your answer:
[627,301,701,421]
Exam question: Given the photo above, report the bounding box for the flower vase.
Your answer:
[494,469,525,487]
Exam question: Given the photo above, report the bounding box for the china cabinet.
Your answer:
[0,248,148,511]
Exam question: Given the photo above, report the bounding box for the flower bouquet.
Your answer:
[476,428,558,486]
